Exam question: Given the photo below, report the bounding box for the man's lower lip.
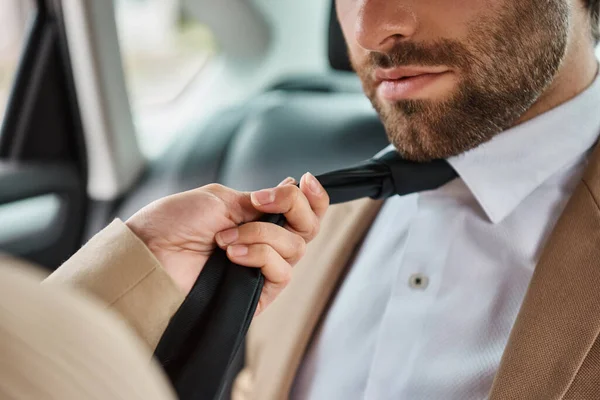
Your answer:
[377,72,449,101]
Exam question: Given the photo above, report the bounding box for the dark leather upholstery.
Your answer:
[116,89,388,219]
[220,91,388,190]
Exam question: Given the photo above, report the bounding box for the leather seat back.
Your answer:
[220,91,387,191]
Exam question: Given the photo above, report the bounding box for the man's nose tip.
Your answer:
[353,1,417,53]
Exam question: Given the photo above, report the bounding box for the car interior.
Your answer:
[0,0,389,269]
[0,1,387,396]
[1,0,599,398]
[113,1,389,221]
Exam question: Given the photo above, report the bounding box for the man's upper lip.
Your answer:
[375,66,449,82]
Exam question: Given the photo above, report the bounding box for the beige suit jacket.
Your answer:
[233,142,600,400]
[0,220,186,399]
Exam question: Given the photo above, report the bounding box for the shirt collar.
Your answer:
[379,69,600,224]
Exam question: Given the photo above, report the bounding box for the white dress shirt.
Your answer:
[291,72,600,400]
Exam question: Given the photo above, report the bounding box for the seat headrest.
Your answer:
[328,1,353,72]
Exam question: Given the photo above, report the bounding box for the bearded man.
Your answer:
[232,1,600,399]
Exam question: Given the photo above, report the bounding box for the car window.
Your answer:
[115,0,216,150]
[0,0,36,130]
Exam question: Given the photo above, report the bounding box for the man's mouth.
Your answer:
[374,66,453,101]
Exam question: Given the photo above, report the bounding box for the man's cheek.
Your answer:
[348,46,368,72]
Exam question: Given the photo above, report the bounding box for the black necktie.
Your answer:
[318,150,457,204]
[154,151,456,400]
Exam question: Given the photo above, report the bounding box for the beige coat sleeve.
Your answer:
[44,219,186,350]
[0,258,177,400]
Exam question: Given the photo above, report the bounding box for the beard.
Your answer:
[351,1,570,161]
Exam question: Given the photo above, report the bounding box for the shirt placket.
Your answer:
[365,191,454,399]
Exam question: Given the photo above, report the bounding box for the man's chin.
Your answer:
[386,122,483,162]
[386,133,444,162]
[376,110,446,162]
[376,98,497,161]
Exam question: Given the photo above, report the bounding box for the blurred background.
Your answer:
[0,0,34,121]
[0,1,215,110]
[0,0,333,157]
[1,0,216,156]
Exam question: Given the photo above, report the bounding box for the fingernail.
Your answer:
[278,177,296,187]
[216,228,238,245]
[228,245,249,257]
[252,189,275,205]
[305,173,322,195]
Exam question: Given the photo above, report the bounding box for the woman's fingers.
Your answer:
[249,173,329,242]
[214,173,330,314]
[225,243,292,314]
[216,222,306,265]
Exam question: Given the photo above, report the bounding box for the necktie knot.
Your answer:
[316,150,457,204]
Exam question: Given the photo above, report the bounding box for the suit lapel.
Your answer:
[248,198,383,400]
[490,145,600,399]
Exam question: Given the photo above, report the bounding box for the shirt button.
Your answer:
[409,273,429,290]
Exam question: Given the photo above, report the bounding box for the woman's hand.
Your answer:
[126,173,329,314]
